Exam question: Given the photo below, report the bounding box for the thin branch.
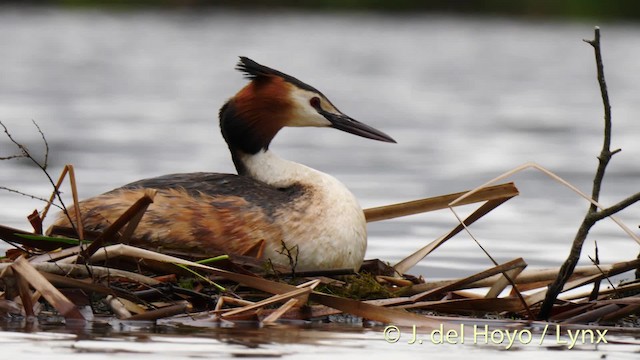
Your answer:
[32,119,49,170]
[0,154,27,161]
[0,186,64,210]
[0,120,76,231]
[592,192,640,221]
[584,26,614,209]
[538,27,634,319]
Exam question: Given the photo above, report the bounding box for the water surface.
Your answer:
[1,8,640,357]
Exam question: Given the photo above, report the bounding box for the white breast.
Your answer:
[239,150,367,271]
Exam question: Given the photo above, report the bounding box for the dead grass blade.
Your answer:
[221,287,311,318]
[486,264,527,298]
[408,258,527,302]
[127,301,193,321]
[10,257,84,320]
[414,260,640,292]
[14,269,35,317]
[556,296,640,324]
[562,280,640,301]
[450,162,640,244]
[394,197,517,275]
[526,274,602,306]
[526,258,640,306]
[262,298,300,324]
[104,295,133,319]
[41,165,84,241]
[82,189,156,260]
[214,296,254,314]
[29,246,83,263]
[309,292,447,329]
[398,297,526,313]
[599,297,640,323]
[1,262,160,286]
[364,182,518,222]
[221,279,319,319]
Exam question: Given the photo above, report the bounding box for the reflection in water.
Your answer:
[1,320,640,359]
[0,318,374,358]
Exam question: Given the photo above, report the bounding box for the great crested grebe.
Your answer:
[49,57,395,271]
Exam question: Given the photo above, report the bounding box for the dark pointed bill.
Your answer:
[321,111,396,143]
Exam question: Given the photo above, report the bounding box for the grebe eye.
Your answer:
[310,97,321,110]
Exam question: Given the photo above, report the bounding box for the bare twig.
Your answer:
[0,121,78,233]
[31,120,49,170]
[538,27,640,319]
[0,154,27,161]
[0,186,63,210]
[277,241,299,278]
[588,241,601,301]
[1,120,47,169]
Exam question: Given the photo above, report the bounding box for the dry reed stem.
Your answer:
[394,196,516,275]
[105,295,133,319]
[398,297,526,313]
[0,262,161,286]
[14,270,35,317]
[446,162,640,244]
[531,259,640,305]
[10,257,84,320]
[127,301,192,321]
[561,280,640,301]
[214,296,255,314]
[408,258,527,303]
[261,298,300,324]
[81,189,157,261]
[309,291,447,329]
[41,165,84,241]
[220,279,319,319]
[364,182,518,222]
[375,276,414,287]
[486,265,527,298]
[600,302,640,323]
[29,246,85,264]
[221,287,311,318]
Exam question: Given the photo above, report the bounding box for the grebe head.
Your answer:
[220,57,395,169]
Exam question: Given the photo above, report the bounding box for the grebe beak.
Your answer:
[322,111,396,143]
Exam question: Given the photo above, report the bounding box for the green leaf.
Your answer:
[195,255,229,265]
[15,233,82,245]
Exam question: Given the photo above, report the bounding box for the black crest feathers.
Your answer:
[236,56,282,80]
[235,57,320,93]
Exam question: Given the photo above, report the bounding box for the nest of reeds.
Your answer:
[0,178,638,329]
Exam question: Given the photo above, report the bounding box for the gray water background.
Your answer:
[1,8,640,278]
[1,7,640,359]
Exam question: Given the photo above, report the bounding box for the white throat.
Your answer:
[239,149,322,188]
